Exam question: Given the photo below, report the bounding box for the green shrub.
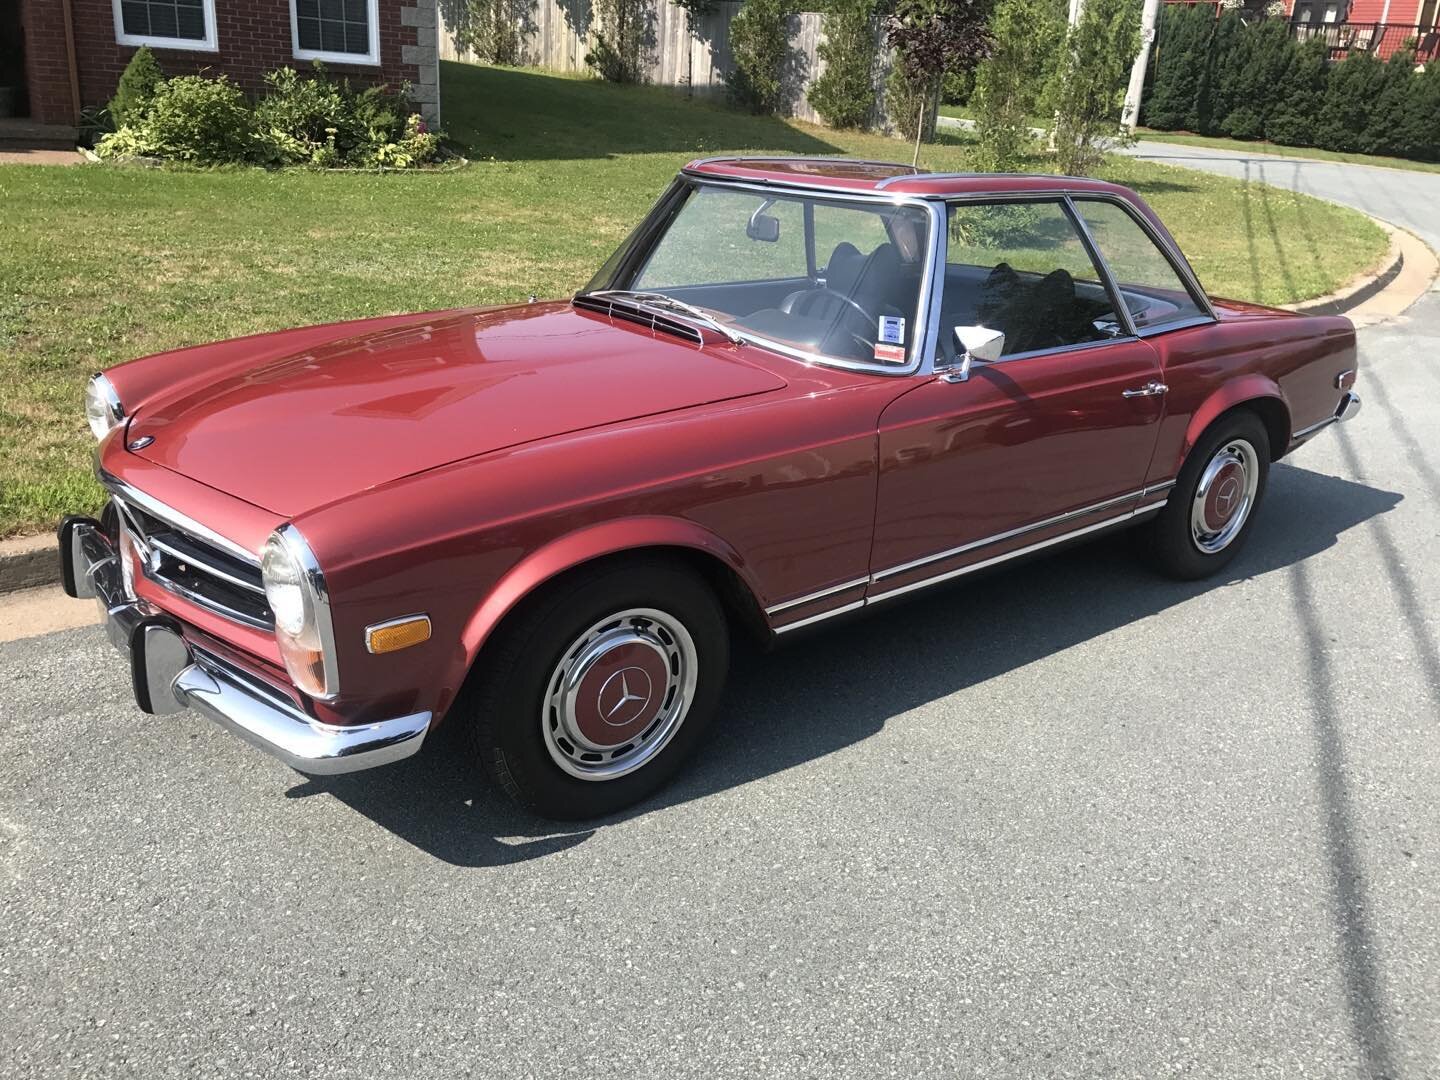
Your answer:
[108,45,165,128]
[728,0,790,113]
[254,67,442,168]
[885,62,933,141]
[1217,17,1289,139]
[809,0,878,129]
[1142,3,1212,131]
[585,0,650,83]
[97,65,443,169]
[1394,56,1440,160]
[1049,0,1140,175]
[1360,48,1415,156]
[1313,50,1383,153]
[98,74,256,163]
[971,0,1063,171]
[943,66,975,106]
[1264,37,1327,147]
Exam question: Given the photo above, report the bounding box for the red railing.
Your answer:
[1290,20,1440,61]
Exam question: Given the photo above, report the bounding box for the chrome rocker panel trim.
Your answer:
[772,492,1170,635]
[61,520,429,775]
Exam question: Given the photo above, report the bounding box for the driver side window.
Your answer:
[941,200,1115,364]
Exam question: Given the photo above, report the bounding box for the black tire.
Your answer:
[1143,410,1271,580]
[466,556,729,820]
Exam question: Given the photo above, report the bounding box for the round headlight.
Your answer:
[85,373,126,441]
[261,525,338,699]
[261,536,307,637]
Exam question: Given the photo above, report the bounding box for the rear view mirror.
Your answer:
[943,325,1005,382]
[747,203,780,243]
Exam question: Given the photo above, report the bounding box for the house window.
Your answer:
[1322,3,1339,21]
[112,0,217,52]
[290,0,381,65]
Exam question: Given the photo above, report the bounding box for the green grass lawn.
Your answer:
[0,62,1387,538]
[1136,128,1440,176]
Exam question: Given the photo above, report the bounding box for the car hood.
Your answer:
[125,303,787,517]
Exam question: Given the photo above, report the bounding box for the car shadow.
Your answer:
[287,461,1401,867]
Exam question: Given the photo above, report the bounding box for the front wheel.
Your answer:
[467,558,729,820]
[1143,411,1271,580]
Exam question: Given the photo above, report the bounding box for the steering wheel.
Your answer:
[784,285,874,327]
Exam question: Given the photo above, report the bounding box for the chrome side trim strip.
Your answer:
[98,468,260,566]
[1142,479,1177,497]
[867,506,1160,606]
[773,599,867,633]
[1293,415,1337,439]
[765,576,870,616]
[870,488,1147,582]
[773,501,1165,634]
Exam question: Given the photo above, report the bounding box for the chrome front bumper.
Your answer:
[59,517,430,775]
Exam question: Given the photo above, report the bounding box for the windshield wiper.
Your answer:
[584,289,745,345]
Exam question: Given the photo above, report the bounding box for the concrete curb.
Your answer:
[0,533,59,595]
[1282,221,1406,317]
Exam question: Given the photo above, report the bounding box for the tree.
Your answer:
[1141,3,1213,132]
[728,0,790,113]
[1264,35,1327,147]
[970,0,1064,171]
[1312,50,1384,153]
[809,0,879,129]
[1216,16,1291,140]
[1049,0,1141,175]
[883,0,991,156]
[1393,54,1440,160]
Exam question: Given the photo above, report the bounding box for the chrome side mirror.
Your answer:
[941,326,1005,383]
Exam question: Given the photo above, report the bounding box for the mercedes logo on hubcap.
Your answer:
[1215,475,1241,517]
[597,666,653,726]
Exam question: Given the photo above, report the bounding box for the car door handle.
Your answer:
[1123,382,1168,398]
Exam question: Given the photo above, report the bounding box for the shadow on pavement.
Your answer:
[288,461,1401,871]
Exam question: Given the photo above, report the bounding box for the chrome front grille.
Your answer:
[113,496,273,630]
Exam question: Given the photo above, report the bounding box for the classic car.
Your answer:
[59,156,1361,819]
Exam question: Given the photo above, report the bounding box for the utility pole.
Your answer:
[1121,0,1163,134]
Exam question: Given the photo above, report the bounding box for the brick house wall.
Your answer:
[19,0,438,128]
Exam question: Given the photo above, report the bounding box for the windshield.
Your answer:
[587,182,934,370]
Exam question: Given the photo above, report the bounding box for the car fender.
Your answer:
[1176,374,1289,473]
[456,515,763,672]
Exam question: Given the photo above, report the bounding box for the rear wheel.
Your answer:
[467,557,729,820]
[1144,411,1271,580]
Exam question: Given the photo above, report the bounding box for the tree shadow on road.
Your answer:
[288,461,1401,870]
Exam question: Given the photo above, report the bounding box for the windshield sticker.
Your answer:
[873,343,907,363]
[879,316,905,345]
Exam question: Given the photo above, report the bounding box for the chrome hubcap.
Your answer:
[1190,438,1260,554]
[541,608,697,782]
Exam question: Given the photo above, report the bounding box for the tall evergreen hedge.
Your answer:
[1142,10,1440,162]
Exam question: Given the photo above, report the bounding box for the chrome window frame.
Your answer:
[930,193,1145,373]
[1067,194,1219,331]
[643,174,948,377]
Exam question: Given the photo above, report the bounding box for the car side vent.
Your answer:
[572,294,705,346]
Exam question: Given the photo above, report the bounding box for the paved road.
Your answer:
[1124,140,1440,250]
[4,158,1440,1078]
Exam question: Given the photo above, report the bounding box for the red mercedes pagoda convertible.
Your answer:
[61,157,1361,818]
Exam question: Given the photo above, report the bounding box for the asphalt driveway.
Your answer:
[3,150,1439,1078]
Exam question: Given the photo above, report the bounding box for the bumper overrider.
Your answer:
[58,515,431,775]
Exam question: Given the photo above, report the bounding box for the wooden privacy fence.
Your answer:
[436,0,902,129]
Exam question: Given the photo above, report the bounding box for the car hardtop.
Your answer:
[682,156,1146,206]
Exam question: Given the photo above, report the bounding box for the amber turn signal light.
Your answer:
[365,615,431,655]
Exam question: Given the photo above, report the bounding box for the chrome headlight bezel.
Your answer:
[85,372,126,441]
[261,524,339,700]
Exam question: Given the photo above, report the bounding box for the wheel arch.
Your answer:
[1179,377,1291,473]
[453,518,768,706]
